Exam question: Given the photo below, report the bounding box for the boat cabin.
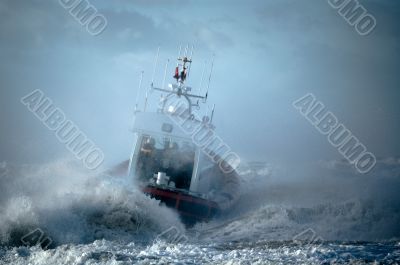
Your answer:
[128,112,209,195]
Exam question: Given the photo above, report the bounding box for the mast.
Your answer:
[140,46,216,124]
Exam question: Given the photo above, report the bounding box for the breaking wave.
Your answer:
[0,159,183,249]
[0,157,399,254]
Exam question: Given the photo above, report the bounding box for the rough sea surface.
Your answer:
[0,159,399,264]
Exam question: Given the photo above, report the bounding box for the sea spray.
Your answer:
[0,158,184,248]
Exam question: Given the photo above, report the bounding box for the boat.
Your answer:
[126,47,240,225]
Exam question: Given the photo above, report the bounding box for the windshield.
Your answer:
[134,134,196,190]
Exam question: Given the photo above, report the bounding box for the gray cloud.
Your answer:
[0,0,399,168]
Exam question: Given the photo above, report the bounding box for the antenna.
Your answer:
[144,89,149,112]
[178,45,182,58]
[205,54,215,98]
[187,45,194,78]
[198,60,207,95]
[135,71,144,112]
[151,46,160,85]
[184,44,189,57]
[140,46,210,115]
[161,59,169,90]
[210,104,215,124]
[189,45,194,59]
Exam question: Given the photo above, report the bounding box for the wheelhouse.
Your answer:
[128,112,203,194]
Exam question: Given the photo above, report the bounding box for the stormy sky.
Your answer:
[0,0,399,174]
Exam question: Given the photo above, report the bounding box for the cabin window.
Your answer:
[161,123,173,133]
[135,135,196,190]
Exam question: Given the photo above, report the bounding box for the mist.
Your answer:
[1,0,400,249]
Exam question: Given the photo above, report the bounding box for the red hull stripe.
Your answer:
[143,187,219,220]
[143,187,219,208]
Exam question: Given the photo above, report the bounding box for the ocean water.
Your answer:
[0,159,399,264]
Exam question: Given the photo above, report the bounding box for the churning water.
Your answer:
[0,159,399,264]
